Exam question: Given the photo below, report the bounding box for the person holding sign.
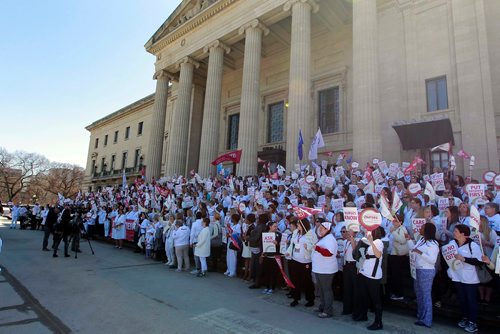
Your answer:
[407,223,439,328]
[452,225,484,333]
[354,226,384,331]
[311,221,338,318]
[477,216,496,305]
[261,221,282,294]
[285,219,315,307]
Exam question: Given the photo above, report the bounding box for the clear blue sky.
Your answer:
[0,0,182,167]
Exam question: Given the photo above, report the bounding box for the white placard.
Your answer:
[412,218,426,237]
[438,198,449,212]
[343,207,359,232]
[262,232,276,253]
[332,198,344,213]
[441,241,463,275]
[431,173,445,192]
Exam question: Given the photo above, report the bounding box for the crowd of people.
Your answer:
[5,158,500,333]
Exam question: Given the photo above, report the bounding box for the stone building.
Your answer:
[84,0,500,185]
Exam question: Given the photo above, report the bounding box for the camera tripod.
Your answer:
[68,229,95,259]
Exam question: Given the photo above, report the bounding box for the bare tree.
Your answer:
[0,147,49,201]
[34,163,85,199]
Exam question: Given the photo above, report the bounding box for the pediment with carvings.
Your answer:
[149,0,218,45]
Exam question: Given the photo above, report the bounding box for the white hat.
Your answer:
[320,222,332,230]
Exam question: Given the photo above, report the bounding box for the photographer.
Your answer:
[53,203,72,258]
[42,205,58,251]
[70,209,85,253]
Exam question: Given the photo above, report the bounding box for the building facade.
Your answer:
[84,0,500,183]
[83,94,156,191]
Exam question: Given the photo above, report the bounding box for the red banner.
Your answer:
[291,205,323,220]
[109,218,135,242]
[211,150,242,166]
[275,256,295,289]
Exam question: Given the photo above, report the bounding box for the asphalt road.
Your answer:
[0,217,481,334]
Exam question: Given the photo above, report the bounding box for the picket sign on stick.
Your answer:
[470,205,483,255]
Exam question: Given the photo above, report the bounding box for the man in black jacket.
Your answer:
[42,205,58,251]
[53,204,72,258]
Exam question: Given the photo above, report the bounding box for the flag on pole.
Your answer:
[308,128,325,161]
[469,205,480,231]
[392,189,403,214]
[457,149,471,159]
[298,129,304,161]
[122,169,127,190]
[379,196,393,221]
[431,142,452,153]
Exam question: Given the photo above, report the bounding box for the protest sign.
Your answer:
[410,251,417,280]
[430,173,445,191]
[412,218,426,237]
[262,233,276,253]
[483,171,496,184]
[408,183,422,195]
[349,184,358,195]
[438,198,449,212]
[358,208,382,232]
[332,198,344,213]
[465,184,485,204]
[372,169,384,184]
[441,241,463,276]
[343,207,359,232]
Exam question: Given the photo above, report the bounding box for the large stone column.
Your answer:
[198,40,231,177]
[146,70,170,181]
[165,57,199,176]
[352,0,382,165]
[236,19,269,177]
[284,0,318,169]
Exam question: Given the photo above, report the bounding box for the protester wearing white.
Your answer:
[311,222,338,318]
[10,204,19,229]
[194,219,211,277]
[173,221,190,271]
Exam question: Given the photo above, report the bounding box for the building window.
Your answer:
[134,149,141,168]
[125,126,130,140]
[430,151,449,170]
[114,131,119,143]
[121,152,128,170]
[267,101,284,143]
[94,138,99,149]
[426,76,448,112]
[91,159,96,174]
[100,157,105,172]
[111,155,116,171]
[104,135,108,146]
[318,87,340,134]
[227,113,240,150]
[138,122,143,136]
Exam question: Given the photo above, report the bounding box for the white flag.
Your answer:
[379,196,393,221]
[469,205,480,231]
[308,129,325,161]
[424,182,436,202]
[392,189,403,214]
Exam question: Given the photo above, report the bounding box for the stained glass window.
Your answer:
[268,101,284,143]
[318,87,340,134]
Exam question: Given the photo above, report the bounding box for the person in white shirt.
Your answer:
[407,223,439,328]
[311,221,338,319]
[484,202,500,232]
[173,220,190,271]
[10,204,19,229]
[477,216,497,306]
[194,218,211,277]
[452,224,484,333]
[285,219,314,307]
[190,212,204,274]
[112,207,127,249]
[353,226,384,331]
[388,218,410,301]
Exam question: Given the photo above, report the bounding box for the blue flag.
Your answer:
[298,129,304,161]
[346,155,352,164]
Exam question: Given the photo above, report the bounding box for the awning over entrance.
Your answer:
[392,118,454,150]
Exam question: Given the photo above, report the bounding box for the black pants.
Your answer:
[289,260,314,302]
[262,256,279,290]
[42,226,52,250]
[343,262,357,314]
[210,245,222,271]
[53,233,69,256]
[389,255,409,297]
[70,232,80,251]
[358,275,383,324]
[251,251,262,285]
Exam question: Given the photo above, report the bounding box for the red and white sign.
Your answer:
[372,169,385,184]
[483,171,496,184]
[358,208,382,232]
[465,184,485,204]
[305,175,315,184]
[438,198,449,212]
[441,241,463,273]
[411,218,426,237]
[408,183,422,195]
[430,173,445,192]
[343,207,359,232]
[332,198,344,213]
[494,174,500,188]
